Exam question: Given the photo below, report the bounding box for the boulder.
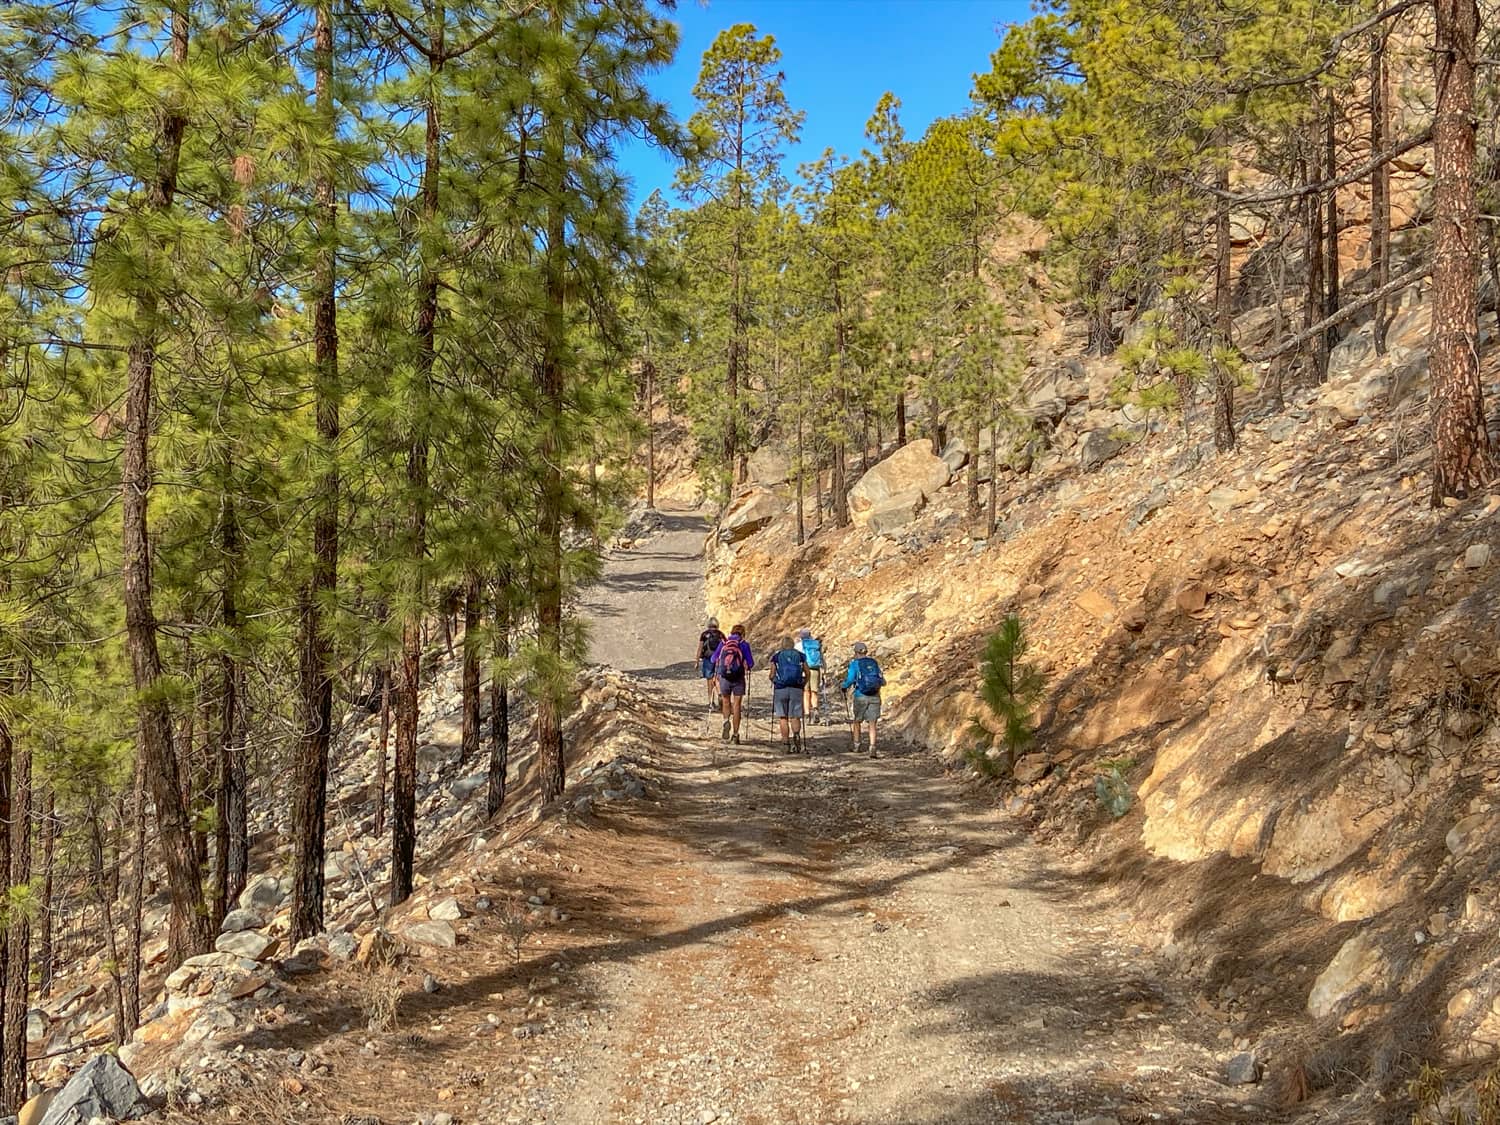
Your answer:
[38,1054,150,1125]
[1012,755,1050,784]
[327,930,358,961]
[237,874,283,913]
[219,907,263,934]
[18,1090,54,1125]
[429,897,465,922]
[1307,931,1389,1020]
[746,446,791,486]
[403,920,458,949]
[938,438,969,474]
[1224,1052,1261,1085]
[214,930,276,961]
[848,442,951,526]
[1447,813,1489,857]
[865,491,925,536]
[449,773,487,800]
[1078,429,1127,472]
[718,489,780,544]
[25,1010,46,1044]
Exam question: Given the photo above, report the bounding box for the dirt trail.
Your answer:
[489,507,1266,1125]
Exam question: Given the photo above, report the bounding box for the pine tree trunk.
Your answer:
[1303,139,1328,382]
[965,421,980,515]
[1212,156,1237,454]
[896,390,906,446]
[644,357,656,509]
[1371,28,1391,356]
[1430,0,1494,501]
[392,17,444,906]
[1323,97,1341,359]
[831,442,849,528]
[120,6,212,966]
[0,674,11,1095]
[88,805,127,1047]
[813,444,823,529]
[486,580,510,820]
[375,664,391,838]
[37,787,55,999]
[213,492,245,928]
[794,408,805,546]
[461,573,481,763]
[4,729,31,1111]
[122,748,146,1032]
[291,0,341,943]
[536,50,570,806]
[986,428,999,540]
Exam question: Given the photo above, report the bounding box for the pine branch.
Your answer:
[1188,128,1432,207]
[1227,0,1424,95]
[1246,264,1432,364]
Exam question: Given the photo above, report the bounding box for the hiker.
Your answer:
[696,616,725,710]
[710,624,754,744]
[768,635,809,754]
[841,641,886,758]
[795,627,825,723]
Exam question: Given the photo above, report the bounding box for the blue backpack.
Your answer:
[851,657,885,696]
[802,637,823,669]
[772,648,807,689]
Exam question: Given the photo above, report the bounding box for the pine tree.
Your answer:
[676,24,803,495]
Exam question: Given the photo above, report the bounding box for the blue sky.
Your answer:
[620,0,1033,208]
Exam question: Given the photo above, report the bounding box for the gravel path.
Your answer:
[487,507,1263,1125]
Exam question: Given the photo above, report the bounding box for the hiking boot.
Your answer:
[732,731,741,745]
[869,748,880,759]
[793,732,804,754]
[782,740,792,754]
[721,719,731,741]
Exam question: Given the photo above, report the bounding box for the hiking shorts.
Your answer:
[718,676,746,698]
[851,692,881,723]
[773,686,804,718]
[806,667,822,693]
[700,658,716,680]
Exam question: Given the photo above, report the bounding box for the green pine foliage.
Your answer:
[966,615,1046,779]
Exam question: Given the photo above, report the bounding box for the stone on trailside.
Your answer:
[718,488,781,544]
[237,873,283,913]
[38,1054,151,1125]
[429,897,465,921]
[1224,1052,1262,1085]
[745,445,790,486]
[1078,428,1127,471]
[218,907,263,934]
[404,920,458,948]
[214,929,277,961]
[865,491,925,536]
[848,441,951,527]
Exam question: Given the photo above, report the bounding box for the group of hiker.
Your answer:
[695,617,887,758]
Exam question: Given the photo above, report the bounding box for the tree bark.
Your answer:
[1212,155,1237,454]
[0,677,10,1102]
[4,729,31,1111]
[291,0,341,943]
[1324,95,1341,360]
[486,578,511,819]
[535,27,570,805]
[644,356,656,509]
[1430,0,1494,501]
[965,421,980,515]
[461,573,481,763]
[121,6,213,964]
[375,663,390,838]
[895,390,906,446]
[1371,28,1391,356]
[794,405,805,546]
[1303,140,1329,382]
[36,787,55,999]
[123,747,146,1032]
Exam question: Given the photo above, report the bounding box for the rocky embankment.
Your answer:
[707,288,1500,1114]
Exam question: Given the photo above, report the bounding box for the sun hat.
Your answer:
[798,627,813,638]
[852,641,869,655]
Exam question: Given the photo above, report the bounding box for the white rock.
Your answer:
[214,930,275,961]
[237,874,283,913]
[429,898,465,922]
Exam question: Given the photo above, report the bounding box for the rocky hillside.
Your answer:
[705,286,1500,1114]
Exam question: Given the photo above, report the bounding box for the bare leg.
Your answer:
[868,720,878,758]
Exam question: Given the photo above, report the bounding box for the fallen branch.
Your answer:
[28,1035,111,1063]
[1247,264,1433,364]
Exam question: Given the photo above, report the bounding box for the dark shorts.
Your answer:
[773,686,804,718]
[718,676,746,698]
[852,692,881,722]
[700,658,716,680]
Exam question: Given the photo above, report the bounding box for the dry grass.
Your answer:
[356,963,403,1033]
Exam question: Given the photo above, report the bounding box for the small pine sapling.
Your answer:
[966,614,1045,778]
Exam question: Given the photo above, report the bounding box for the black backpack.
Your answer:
[699,627,724,660]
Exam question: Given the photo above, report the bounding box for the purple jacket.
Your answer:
[709,636,754,671]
